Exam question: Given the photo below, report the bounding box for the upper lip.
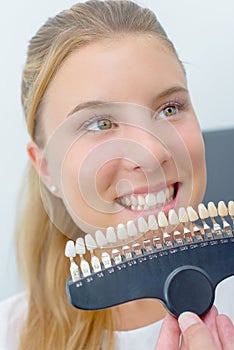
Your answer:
[115,181,177,199]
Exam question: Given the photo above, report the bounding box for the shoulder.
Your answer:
[0,293,28,350]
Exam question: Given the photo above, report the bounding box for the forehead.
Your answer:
[42,35,186,129]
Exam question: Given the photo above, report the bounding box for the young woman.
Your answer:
[1,1,234,349]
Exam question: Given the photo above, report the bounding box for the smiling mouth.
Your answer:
[116,183,178,211]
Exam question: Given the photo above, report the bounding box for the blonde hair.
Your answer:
[17,1,182,349]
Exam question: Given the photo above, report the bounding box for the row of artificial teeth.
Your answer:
[117,185,174,210]
[65,200,234,281]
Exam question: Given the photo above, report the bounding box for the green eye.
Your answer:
[162,106,178,117]
[97,119,112,130]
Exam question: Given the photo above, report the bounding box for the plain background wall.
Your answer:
[0,0,234,301]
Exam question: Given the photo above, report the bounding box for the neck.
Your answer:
[112,299,167,331]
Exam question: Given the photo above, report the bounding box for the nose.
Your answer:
[120,124,172,174]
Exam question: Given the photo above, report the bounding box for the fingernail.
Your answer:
[178,312,199,331]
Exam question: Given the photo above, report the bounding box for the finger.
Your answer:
[155,313,180,350]
[178,311,217,350]
[216,314,234,350]
[201,306,222,349]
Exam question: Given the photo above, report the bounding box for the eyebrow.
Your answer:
[66,86,189,117]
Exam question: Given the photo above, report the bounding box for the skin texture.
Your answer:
[28,34,207,329]
[155,307,234,350]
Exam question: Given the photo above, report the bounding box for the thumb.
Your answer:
[178,312,218,350]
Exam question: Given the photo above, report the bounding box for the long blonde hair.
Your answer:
[17,1,182,349]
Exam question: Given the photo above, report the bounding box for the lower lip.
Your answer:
[116,183,180,218]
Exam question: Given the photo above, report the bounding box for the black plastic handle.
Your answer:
[66,236,234,317]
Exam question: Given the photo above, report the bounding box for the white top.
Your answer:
[0,277,234,350]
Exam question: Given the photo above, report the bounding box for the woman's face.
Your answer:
[37,34,206,238]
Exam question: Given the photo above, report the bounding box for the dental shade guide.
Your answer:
[65,201,234,317]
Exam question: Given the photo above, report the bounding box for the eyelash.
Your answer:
[80,100,188,132]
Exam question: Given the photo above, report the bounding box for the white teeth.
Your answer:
[117,223,128,240]
[145,193,156,206]
[76,237,86,255]
[65,240,76,258]
[106,227,117,244]
[95,230,108,247]
[218,201,228,217]
[148,215,158,230]
[117,185,175,211]
[138,217,149,234]
[138,195,145,206]
[187,207,199,222]
[178,207,189,223]
[198,203,209,220]
[168,209,179,226]
[85,234,97,251]
[156,190,165,205]
[207,202,218,217]
[127,220,138,237]
[158,211,168,228]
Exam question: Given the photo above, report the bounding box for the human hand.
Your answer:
[155,306,234,350]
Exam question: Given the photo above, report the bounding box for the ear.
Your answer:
[27,141,60,197]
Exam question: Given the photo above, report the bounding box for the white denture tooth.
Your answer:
[106,227,117,244]
[158,211,168,228]
[198,203,209,220]
[85,234,97,251]
[228,201,234,216]
[156,190,166,204]
[138,216,149,234]
[127,220,138,237]
[117,223,128,240]
[75,237,86,255]
[144,204,150,210]
[168,209,179,226]
[138,195,145,206]
[178,207,189,223]
[218,201,228,217]
[187,206,199,222]
[148,214,158,230]
[131,205,137,211]
[145,193,156,206]
[95,230,108,248]
[137,205,143,211]
[207,202,218,218]
[65,240,76,258]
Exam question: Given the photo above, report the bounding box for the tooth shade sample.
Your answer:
[218,201,228,217]
[95,230,108,247]
[198,203,209,220]
[158,211,168,228]
[168,209,179,226]
[228,201,234,216]
[117,223,128,240]
[178,207,189,223]
[138,216,149,233]
[65,240,76,258]
[127,220,138,237]
[208,202,218,217]
[76,237,86,255]
[106,227,117,244]
[148,215,158,230]
[85,234,97,251]
[187,206,199,222]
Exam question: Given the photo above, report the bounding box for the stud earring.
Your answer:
[50,185,58,194]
